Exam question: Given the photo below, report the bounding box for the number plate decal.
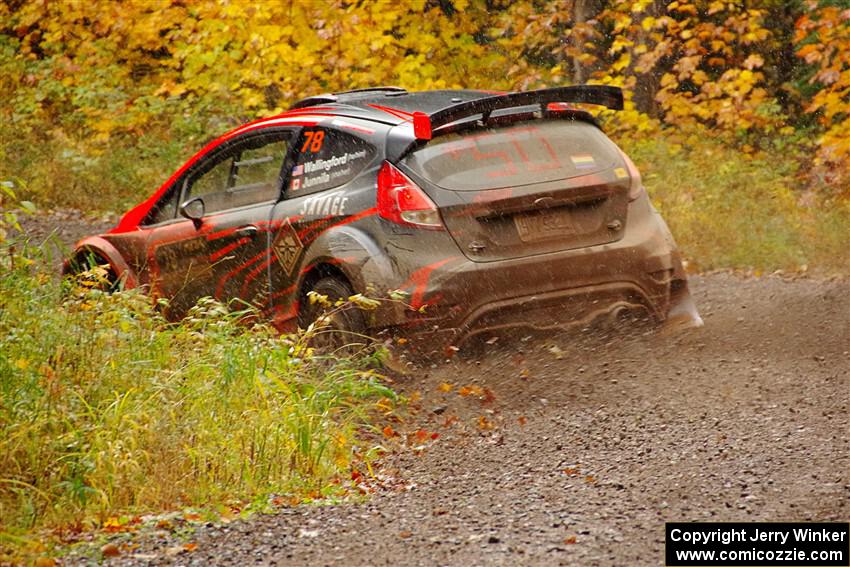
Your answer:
[514,209,576,242]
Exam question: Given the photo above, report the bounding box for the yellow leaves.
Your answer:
[154,79,187,98]
[612,53,631,73]
[708,1,725,15]
[631,0,653,13]
[476,415,495,430]
[609,36,633,55]
[347,294,381,310]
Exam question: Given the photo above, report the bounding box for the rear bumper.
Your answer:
[373,193,700,340]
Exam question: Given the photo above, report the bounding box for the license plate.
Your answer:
[514,208,576,242]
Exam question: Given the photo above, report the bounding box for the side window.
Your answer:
[175,131,289,216]
[185,156,233,214]
[288,128,376,196]
[142,130,292,225]
[230,138,289,199]
[145,186,180,225]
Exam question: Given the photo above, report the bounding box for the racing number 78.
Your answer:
[301,130,325,153]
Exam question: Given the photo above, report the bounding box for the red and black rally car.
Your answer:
[65,86,702,345]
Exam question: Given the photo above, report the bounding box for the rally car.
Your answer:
[65,85,702,345]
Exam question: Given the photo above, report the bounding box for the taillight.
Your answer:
[619,149,646,201]
[376,161,443,230]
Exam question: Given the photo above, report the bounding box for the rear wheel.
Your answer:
[298,277,367,351]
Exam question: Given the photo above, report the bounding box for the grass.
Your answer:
[0,259,396,560]
[621,137,849,274]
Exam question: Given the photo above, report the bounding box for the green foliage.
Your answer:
[622,136,850,273]
[0,263,396,555]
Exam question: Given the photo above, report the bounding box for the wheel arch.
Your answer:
[62,236,138,288]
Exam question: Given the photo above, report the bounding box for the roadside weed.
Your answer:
[0,262,396,559]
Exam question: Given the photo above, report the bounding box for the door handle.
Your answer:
[235,225,259,239]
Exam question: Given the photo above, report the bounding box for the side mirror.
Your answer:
[179,197,205,229]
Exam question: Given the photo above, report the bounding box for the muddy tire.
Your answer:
[298,277,367,351]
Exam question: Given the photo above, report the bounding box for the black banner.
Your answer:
[666,522,849,566]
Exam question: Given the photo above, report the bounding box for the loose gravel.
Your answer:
[96,273,848,567]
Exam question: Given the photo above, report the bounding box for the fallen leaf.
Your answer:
[518,415,527,426]
[183,543,198,552]
[437,382,454,393]
[563,467,580,476]
[399,530,413,538]
[564,535,577,544]
[34,558,57,567]
[584,475,597,484]
[155,519,173,530]
[548,345,565,359]
[519,368,531,380]
[481,387,496,404]
[382,425,397,438]
[477,415,495,430]
[414,429,430,442]
[101,543,121,558]
[103,516,136,533]
[458,385,483,397]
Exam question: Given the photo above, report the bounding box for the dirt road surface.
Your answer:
[20,212,849,566]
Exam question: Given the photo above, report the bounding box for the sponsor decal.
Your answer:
[298,190,349,217]
[290,177,302,192]
[272,219,304,276]
[291,164,304,177]
[302,149,368,174]
[570,153,596,169]
[614,167,629,179]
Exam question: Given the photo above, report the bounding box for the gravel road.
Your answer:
[20,212,849,566]
[99,273,847,567]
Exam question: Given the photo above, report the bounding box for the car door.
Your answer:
[267,126,377,327]
[146,128,296,318]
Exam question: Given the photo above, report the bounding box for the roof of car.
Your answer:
[287,88,500,125]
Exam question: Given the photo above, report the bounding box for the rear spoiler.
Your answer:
[411,85,623,140]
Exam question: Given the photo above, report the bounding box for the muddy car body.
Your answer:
[65,86,702,344]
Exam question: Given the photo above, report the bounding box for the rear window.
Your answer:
[402,120,620,191]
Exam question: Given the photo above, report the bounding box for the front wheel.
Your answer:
[298,277,367,351]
